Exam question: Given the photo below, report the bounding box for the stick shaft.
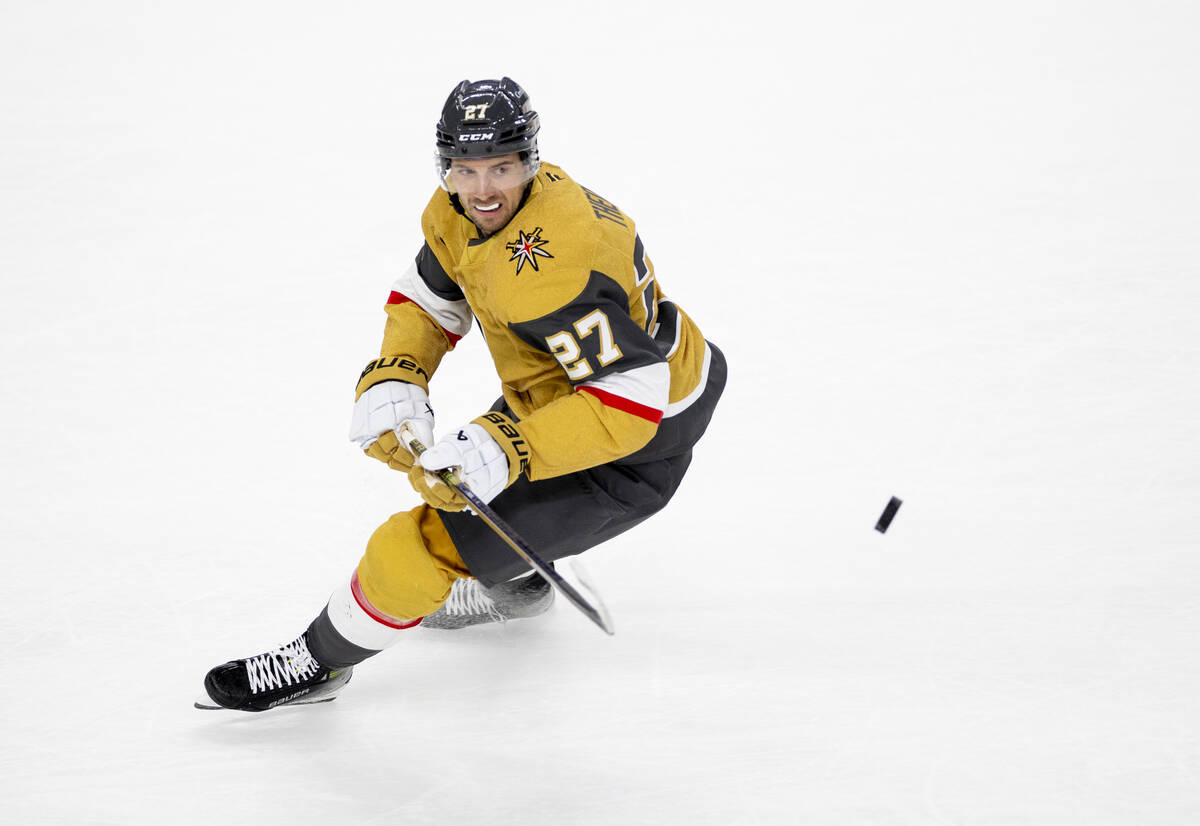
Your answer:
[400,426,614,635]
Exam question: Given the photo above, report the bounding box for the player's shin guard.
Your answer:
[305,572,422,669]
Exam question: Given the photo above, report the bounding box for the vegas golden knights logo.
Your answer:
[505,227,554,275]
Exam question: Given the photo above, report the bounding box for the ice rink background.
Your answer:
[2,1,1198,823]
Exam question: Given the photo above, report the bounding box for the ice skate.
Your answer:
[198,633,352,712]
[422,570,554,630]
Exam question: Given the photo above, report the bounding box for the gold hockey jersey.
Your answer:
[356,163,720,481]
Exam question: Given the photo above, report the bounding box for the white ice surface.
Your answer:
[2,2,1199,824]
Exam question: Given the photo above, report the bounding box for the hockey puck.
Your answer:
[875,497,902,533]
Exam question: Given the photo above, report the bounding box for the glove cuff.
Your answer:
[472,412,531,485]
[355,354,431,398]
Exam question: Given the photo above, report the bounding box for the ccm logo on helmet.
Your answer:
[458,132,494,142]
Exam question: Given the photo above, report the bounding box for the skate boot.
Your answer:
[422,570,554,630]
[198,633,352,712]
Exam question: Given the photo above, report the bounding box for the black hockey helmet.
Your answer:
[436,77,540,159]
[435,77,540,191]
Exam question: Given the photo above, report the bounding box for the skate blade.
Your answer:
[193,695,339,711]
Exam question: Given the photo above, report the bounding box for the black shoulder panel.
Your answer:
[416,242,465,301]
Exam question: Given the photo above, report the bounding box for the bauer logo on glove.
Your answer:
[356,356,430,392]
[477,411,530,476]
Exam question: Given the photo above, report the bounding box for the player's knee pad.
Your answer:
[356,505,468,620]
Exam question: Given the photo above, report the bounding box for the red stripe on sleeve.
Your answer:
[385,291,463,348]
[577,386,664,424]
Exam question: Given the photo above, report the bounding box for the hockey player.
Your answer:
[201,78,727,711]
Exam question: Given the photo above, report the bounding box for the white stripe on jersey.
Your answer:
[579,361,670,415]
[664,341,711,419]
[392,260,473,340]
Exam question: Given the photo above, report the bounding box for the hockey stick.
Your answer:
[399,424,615,636]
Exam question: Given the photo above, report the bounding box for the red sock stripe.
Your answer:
[577,386,664,424]
[350,571,422,629]
[386,291,462,347]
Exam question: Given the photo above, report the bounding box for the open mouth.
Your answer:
[473,202,501,214]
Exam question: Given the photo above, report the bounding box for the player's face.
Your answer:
[445,154,530,236]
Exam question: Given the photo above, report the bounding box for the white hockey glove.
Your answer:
[348,381,435,473]
[408,413,529,511]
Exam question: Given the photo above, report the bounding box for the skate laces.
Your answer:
[245,637,321,695]
[442,578,505,622]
